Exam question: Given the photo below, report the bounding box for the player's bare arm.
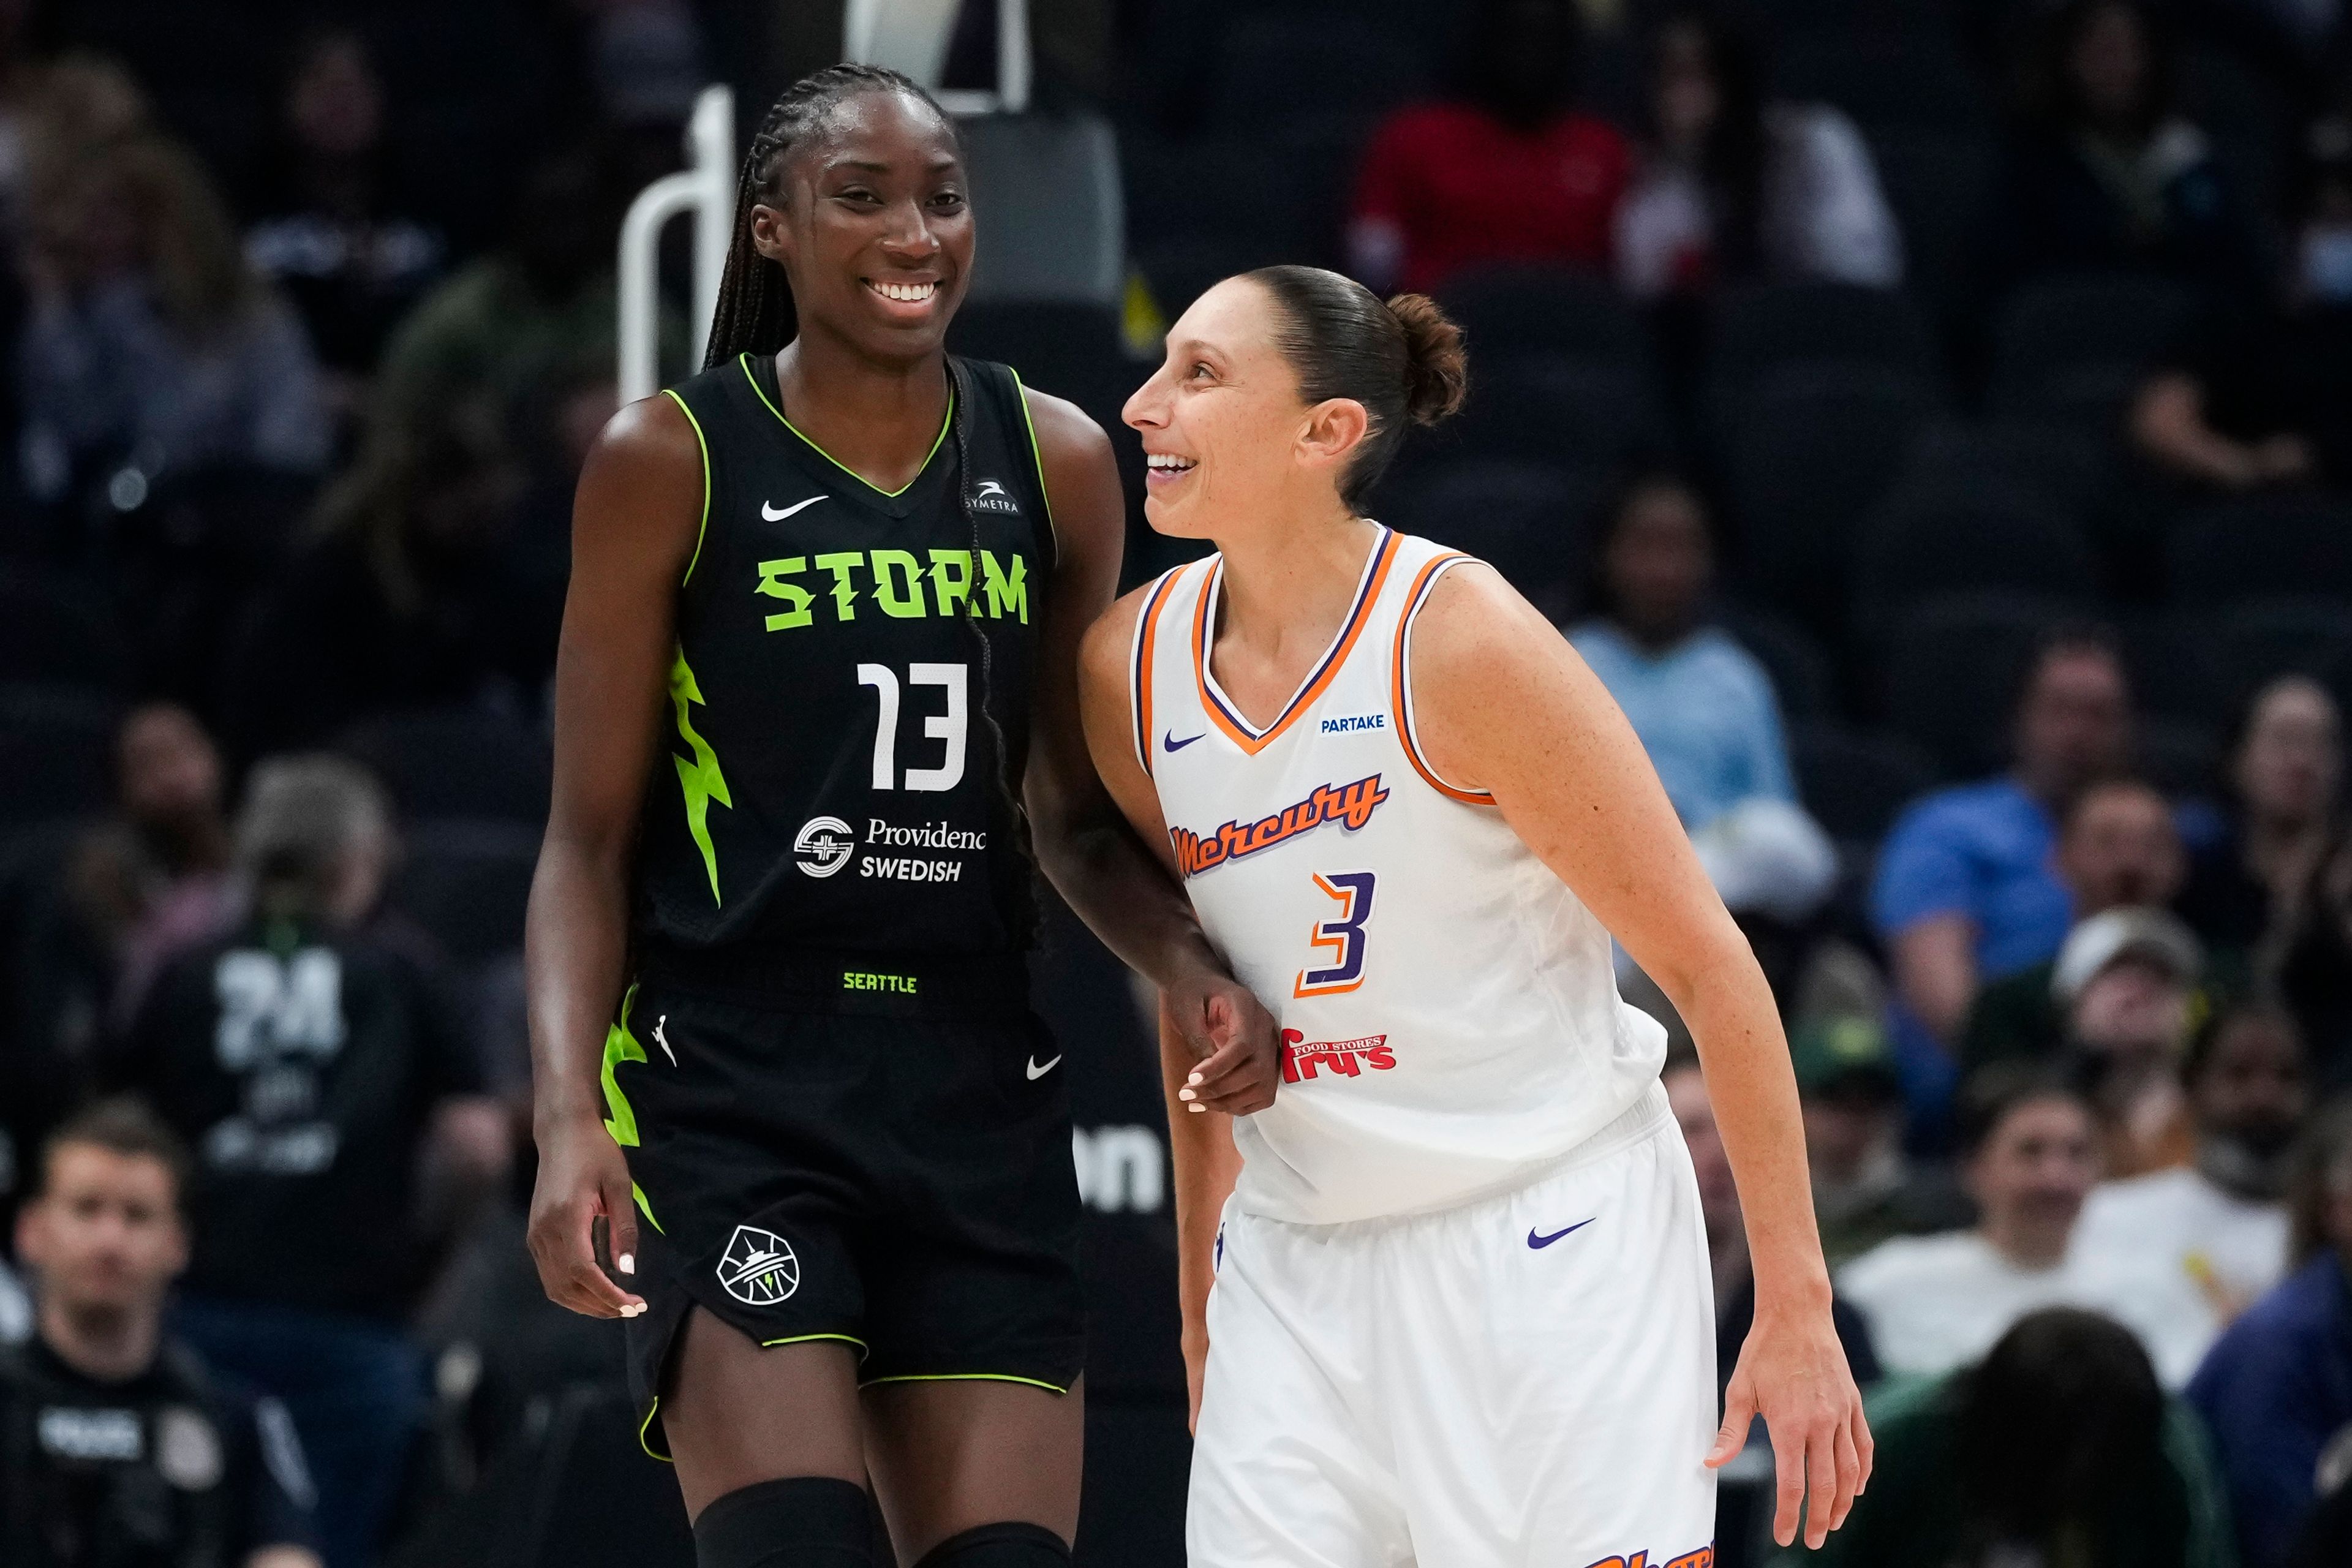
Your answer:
[521,393,699,1322]
[1079,583,1248,1427]
[1409,560,1873,1550]
[1023,391,1278,1117]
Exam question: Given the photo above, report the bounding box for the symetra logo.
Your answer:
[793,816,855,878]
[1279,1029,1394,1083]
[1169,774,1390,878]
[717,1224,799,1306]
[971,478,1019,514]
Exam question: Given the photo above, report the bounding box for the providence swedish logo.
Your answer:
[717,1224,800,1306]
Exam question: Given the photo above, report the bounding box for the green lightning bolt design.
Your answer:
[668,648,731,904]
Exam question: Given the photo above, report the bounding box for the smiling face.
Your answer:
[1123,276,1368,541]
[752,89,972,364]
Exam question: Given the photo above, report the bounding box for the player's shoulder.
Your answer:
[1082,558,1205,687]
[1392,541,1554,680]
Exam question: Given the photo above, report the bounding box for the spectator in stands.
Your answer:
[371,145,627,442]
[1346,0,1630,293]
[1962,778,2190,1070]
[111,757,508,1568]
[245,29,445,435]
[18,132,330,500]
[2179,676,2342,963]
[1873,630,2135,1048]
[105,703,239,1019]
[1981,0,2264,301]
[2130,115,2352,491]
[1613,9,1902,300]
[2057,907,2206,1176]
[1838,1065,2220,1386]
[2277,827,2352,1087]
[1792,1308,2236,1567]
[2080,998,2309,1321]
[4,1099,320,1568]
[1795,1016,1971,1268]
[1569,473,1836,923]
[216,394,556,760]
[2188,1096,2352,1568]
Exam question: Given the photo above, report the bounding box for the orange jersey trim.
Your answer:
[1130,564,1186,776]
[1391,552,1498,805]
[1193,529,1400,756]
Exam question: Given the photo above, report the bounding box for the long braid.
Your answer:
[703,62,945,369]
[948,358,1041,939]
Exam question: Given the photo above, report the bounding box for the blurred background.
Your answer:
[1,0,2350,1564]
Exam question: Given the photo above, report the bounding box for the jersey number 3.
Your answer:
[1294,870,1376,997]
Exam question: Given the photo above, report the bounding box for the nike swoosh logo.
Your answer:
[762,496,826,521]
[1163,730,1204,753]
[1026,1055,1063,1080]
[1527,1219,1596,1250]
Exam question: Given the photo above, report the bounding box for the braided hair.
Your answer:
[706,65,1038,932]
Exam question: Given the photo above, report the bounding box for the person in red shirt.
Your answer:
[1347,0,1632,294]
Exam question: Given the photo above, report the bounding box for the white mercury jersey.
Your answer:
[1130,526,1667,1226]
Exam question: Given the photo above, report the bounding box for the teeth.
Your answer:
[868,279,937,303]
[1147,454,1196,471]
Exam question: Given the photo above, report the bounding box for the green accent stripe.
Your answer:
[668,647,731,904]
[738,352,953,499]
[858,1372,1070,1394]
[1008,369,1058,560]
[759,1332,870,1362]
[638,1396,673,1463]
[630,1182,663,1234]
[663,388,712,586]
[600,983,646,1147]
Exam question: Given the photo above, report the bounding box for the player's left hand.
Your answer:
[1165,968,1281,1115]
[1708,1297,1872,1550]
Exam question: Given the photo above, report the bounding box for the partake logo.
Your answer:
[717,1224,800,1306]
[971,478,1019,514]
[793,816,855,878]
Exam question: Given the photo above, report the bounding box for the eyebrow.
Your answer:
[821,156,964,175]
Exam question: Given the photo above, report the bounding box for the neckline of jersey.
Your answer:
[1194,524,1397,750]
[739,352,954,500]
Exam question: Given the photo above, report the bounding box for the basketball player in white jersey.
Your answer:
[1074,266,1871,1564]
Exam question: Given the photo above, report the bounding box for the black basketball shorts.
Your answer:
[601,949,1084,1460]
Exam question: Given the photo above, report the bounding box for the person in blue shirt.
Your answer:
[1869,631,2136,1116]
[2188,1098,2352,1568]
[1570,473,1833,924]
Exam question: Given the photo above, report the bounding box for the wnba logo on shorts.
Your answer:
[793,816,855,878]
[717,1225,800,1306]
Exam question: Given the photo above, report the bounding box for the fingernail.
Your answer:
[1188,1102,1205,1113]
[1186,1072,1202,1085]
[1178,1088,1196,1102]
[617,1253,635,1275]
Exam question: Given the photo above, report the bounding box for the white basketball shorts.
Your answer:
[1187,1083,1718,1567]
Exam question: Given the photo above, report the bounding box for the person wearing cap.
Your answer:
[1837,1065,2221,1387]
[1961,777,2191,1074]
[2058,906,2206,1178]
[2078,1000,2310,1324]
[1792,1016,1970,1269]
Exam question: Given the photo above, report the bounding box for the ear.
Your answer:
[1294,398,1372,477]
[750,198,793,268]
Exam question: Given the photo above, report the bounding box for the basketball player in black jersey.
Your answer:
[522,66,1277,1568]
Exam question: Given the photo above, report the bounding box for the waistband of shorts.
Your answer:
[633,942,1032,1019]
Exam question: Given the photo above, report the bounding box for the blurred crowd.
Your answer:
[0,0,2350,1566]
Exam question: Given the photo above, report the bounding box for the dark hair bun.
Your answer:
[1386,293,1468,426]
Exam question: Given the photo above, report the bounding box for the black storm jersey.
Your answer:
[632,352,1054,965]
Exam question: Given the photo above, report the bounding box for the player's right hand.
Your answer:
[1167,969,1282,1116]
[527,1115,650,1319]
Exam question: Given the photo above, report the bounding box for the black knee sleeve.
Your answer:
[693,1477,873,1568]
[911,1521,1072,1567]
